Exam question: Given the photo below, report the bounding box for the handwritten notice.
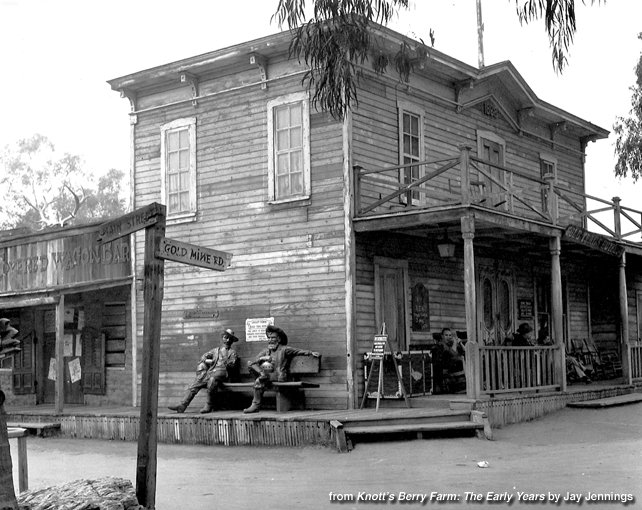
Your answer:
[518,299,534,320]
[371,335,388,360]
[245,317,275,342]
[48,358,56,381]
[69,358,82,383]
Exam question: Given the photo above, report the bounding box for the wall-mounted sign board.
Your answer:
[156,237,232,271]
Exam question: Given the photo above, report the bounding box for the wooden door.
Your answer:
[478,268,515,345]
[479,138,507,209]
[375,258,409,350]
[41,319,85,404]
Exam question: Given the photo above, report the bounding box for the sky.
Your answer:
[0,0,640,219]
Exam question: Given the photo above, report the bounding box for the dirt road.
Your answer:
[10,404,642,509]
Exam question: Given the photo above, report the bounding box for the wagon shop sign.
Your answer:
[156,237,232,271]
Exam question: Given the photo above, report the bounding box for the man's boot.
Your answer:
[243,389,262,414]
[168,389,196,413]
[200,389,216,414]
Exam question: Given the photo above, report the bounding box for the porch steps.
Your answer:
[330,409,492,452]
[567,392,642,409]
[7,421,61,437]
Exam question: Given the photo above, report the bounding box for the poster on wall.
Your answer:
[63,333,74,356]
[48,358,56,381]
[69,358,82,383]
[245,317,275,342]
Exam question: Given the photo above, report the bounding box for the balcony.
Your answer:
[353,146,642,251]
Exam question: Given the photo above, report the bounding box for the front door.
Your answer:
[478,266,515,345]
[374,257,409,351]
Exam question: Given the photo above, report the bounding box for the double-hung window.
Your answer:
[398,101,424,203]
[539,153,557,214]
[267,93,310,202]
[160,117,197,221]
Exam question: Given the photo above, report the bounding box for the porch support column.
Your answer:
[618,252,632,384]
[462,214,480,398]
[54,294,65,415]
[549,235,566,391]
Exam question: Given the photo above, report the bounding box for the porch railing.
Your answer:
[473,345,561,395]
[353,147,642,243]
[631,344,642,381]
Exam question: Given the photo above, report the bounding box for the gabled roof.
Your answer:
[107,25,608,141]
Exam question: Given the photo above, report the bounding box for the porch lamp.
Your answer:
[437,231,456,258]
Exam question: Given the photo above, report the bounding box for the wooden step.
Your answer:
[344,420,483,435]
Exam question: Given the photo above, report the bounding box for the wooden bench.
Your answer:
[7,421,61,437]
[221,355,321,412]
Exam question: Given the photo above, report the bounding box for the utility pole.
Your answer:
[476,0,485,68]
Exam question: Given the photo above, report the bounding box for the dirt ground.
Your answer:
[9,404,642,510]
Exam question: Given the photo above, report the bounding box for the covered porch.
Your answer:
[351,146,642,402]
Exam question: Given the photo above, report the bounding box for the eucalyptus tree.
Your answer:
[273,0,600,119]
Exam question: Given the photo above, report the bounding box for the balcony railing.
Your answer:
[354,146,642,243]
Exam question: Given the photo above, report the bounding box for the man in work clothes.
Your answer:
[243,325,319,414]
[168,328,239,414]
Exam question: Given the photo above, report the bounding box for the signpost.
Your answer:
[96,202,233,510]
[360,323,410,411]
[156,237,232,271]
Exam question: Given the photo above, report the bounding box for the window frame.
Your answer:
[267,92,311,204]
[397,100,425,204]
[539,152,558,213]
[160,117,197,224]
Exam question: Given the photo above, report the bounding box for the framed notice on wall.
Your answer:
[518,299,534,320]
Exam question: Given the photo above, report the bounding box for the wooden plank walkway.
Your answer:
[567,392,642,408]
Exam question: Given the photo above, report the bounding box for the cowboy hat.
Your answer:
[221,328,239,343]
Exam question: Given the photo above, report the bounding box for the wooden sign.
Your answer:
[156,237,232,271]
[97,202,164,244]
[564,225,624,257]
[518,299,534,320]
[370,334,387,360]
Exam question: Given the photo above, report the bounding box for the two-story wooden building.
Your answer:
[105,26,642,414]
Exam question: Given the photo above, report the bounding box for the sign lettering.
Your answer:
[156,237,232,271]
[97,202,164,244]
[564,225,624,257]
[245,317,275,342]
[370,335,388,360]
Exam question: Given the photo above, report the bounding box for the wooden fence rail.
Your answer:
[477,346,560,395]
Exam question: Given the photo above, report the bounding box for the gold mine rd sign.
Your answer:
[156,237,232,271]
[96,202,164,244]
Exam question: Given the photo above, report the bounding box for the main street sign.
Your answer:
[96,202,164,244]
[156,237,232,271]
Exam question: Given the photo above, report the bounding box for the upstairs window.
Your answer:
[539,153,557,213]
[398,101,424,203]
[268,93,310,202]
[160,117,197,221]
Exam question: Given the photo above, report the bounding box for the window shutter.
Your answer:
[12,331,35,395]
[82,328,105,395]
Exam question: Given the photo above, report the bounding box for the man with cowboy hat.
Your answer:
[168,328,239,414]
[243,325,319,414]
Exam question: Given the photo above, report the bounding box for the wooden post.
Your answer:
[461,215,479,398]
[459,146,472,206]
[613,196,622,240]
[618,252,632,384]
[0,392,18,509]
[135,209,166,510]
[549,235,566,391]
[55,294,65,415]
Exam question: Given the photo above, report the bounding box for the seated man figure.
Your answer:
[168,328,239,414]
[243,325,319,414]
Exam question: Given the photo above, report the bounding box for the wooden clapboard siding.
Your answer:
[352,72,587,220]
[131,66,350,410]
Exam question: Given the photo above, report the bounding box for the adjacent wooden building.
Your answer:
[0,224,133,410]
[9,25,633,413]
